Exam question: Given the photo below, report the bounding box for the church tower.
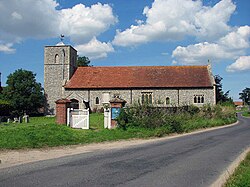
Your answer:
[44,42,77,115]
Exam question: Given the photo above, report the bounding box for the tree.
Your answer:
[239,87,250,105]
[1,69,44,116]
[77,56,91,67]
[214,75,233,104]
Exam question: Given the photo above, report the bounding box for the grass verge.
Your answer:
[224,152,250,187]
[242,111,250,117]
[0,108,236,150]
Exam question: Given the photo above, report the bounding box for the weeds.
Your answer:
[117,103,236,133]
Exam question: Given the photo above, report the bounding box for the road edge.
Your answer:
[210,147,250,187]
[0,120,239,169]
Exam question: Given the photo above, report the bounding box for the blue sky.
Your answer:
[0,0,249,100]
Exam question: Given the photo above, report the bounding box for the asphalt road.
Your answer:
[0,114,249,187]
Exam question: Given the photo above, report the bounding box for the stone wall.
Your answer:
[63,87,215,110]
[44,45,77,115]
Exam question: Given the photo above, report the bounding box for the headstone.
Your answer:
[18,116,22,123]
[23,115,29,123]
[13,117,18,123]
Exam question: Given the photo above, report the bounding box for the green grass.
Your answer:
[182,117,236,133]
[0,111,237,150]
[242,111,250,117]
[224,152,250,187]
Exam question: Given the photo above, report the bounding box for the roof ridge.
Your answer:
[77,65,208,68]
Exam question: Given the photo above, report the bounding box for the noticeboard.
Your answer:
[111,107,121,120]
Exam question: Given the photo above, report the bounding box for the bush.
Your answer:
[117,103,236,134]
[0,99,11,116]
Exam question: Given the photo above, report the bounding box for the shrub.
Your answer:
[117,103,236,134]
[0,99,11,116]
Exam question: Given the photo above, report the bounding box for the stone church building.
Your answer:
[44,44,216,115]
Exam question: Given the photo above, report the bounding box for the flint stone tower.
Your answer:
[44,43,77,115]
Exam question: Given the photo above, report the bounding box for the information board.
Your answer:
[111,107,121,120]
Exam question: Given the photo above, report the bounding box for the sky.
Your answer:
[0,0,249,101]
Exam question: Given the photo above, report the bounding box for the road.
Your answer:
[0,114,249,187]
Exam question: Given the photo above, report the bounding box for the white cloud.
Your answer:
[0,43,15,54]
[219,26,250,49]
[172,26,250,65]
[194,0,235,40]
[113,0,236,46]
[59,3,117,44]
[226,56,250,72]
[0,0,59,43]
[0,0,117,58]
[75,37,114,60]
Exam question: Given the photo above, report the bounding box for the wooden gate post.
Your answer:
[55,99,71,125]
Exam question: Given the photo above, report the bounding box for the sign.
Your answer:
[111,107,121,120]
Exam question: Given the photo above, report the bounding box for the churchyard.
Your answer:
[0,104,237,150]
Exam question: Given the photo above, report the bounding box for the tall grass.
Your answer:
[117,103,237,133]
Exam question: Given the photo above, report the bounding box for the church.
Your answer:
[44,44,216,115]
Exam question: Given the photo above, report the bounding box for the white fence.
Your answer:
[67,108,89,129]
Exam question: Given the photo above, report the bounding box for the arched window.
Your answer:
[141,92,153,104]
[145,94,149,104]
[70,99,79,109]
[55,54,59,64]
[197,96,201,103]
[201,96,204,103]
[95,97,100,105]
[149,94,152,104]
[166,97,170,105]
[194,96,197,103]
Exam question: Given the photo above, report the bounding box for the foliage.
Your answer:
[77,56,91,67]
[0,99,11,116]
[117,103,236,133]
[239,87,250,105]
[0,107,237,150]
[242,111,250,117]
[1,69,44,116]
[225,152,250,187]
[214,75,233,104]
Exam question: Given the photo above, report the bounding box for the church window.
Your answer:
[198,96,201,103]
[149,94,152,104]
[95,97,100,105]
[166,97,170,105]
[70,99,79,109]
[194,95,204,104]
[194,96,197,103]
[201,96,204,103]
[55,54,59,64]
[141,92,153,104]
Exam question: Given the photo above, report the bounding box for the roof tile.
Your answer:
[64,66,213,89]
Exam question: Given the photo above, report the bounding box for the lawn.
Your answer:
[0,107,237,150]
[0,114,160,149]
[224,152,250,187]
[242,111,250,117]
[237,106,250,117]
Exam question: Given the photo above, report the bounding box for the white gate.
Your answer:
[67,108,89,129]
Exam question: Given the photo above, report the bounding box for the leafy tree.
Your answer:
[77,56,91,67]
[214,75,233,104]
[1,69,44,116]
[0,99,11,116]
[239,87,250,105]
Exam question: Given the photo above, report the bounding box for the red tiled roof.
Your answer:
[64,65,213,89]
[234,101,243,106]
